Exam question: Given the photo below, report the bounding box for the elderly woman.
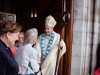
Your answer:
[0,21,21,75]
[14,28,39,75]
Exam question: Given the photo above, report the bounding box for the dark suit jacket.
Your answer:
[0,39,19,75]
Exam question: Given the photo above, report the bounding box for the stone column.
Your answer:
[71,0,99,75]
[91,0,100,74]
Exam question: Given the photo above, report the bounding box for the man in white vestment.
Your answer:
[34,15,66,75]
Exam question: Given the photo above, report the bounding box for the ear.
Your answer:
[33,38,37,44]
[6,32,11,39]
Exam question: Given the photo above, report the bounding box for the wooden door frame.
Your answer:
[61,0,73,75]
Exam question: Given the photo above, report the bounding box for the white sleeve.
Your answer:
[30,51,40,72]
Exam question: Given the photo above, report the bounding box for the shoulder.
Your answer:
[0,47,7,59]
[54,31,60,38]
[17,44,35,55]
[24,44,37,53]
[16,44,28,53]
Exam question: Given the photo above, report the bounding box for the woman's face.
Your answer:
[7,32,19,46]
[18,34,24,43]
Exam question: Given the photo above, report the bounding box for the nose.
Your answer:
[16,36,18,40]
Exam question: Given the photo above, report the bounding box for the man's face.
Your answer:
[44,25,53,36]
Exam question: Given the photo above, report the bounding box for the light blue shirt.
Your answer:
[14,44,39,74]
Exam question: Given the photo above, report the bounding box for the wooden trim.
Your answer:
[62,0,73,75]
[66,0,73,75]
[0,12,15,15]
[0,12,16,22]
[58,0,73,75]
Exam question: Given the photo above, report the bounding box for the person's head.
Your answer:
[0,21,21,47]
[44,15,57,36]
[24,28,38,45]
[17,32,24,45]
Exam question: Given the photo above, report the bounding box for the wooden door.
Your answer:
[58,0,73,75]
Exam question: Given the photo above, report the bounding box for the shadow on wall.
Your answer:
[95,43,100,70]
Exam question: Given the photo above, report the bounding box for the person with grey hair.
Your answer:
[14,28,39,75]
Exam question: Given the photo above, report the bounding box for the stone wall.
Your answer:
[71,0,99,75]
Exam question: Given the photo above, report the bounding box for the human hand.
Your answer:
[58,40,64,50]
[18,66,21,74]
[59,40,63,48]
[38,59,41,64]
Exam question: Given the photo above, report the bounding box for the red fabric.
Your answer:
[11,46,16,55]
[94,68,100,75]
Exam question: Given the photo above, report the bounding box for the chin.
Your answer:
[45,32,50,35]
[11,43,14,46]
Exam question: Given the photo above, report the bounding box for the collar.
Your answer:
[0,39,10,50]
